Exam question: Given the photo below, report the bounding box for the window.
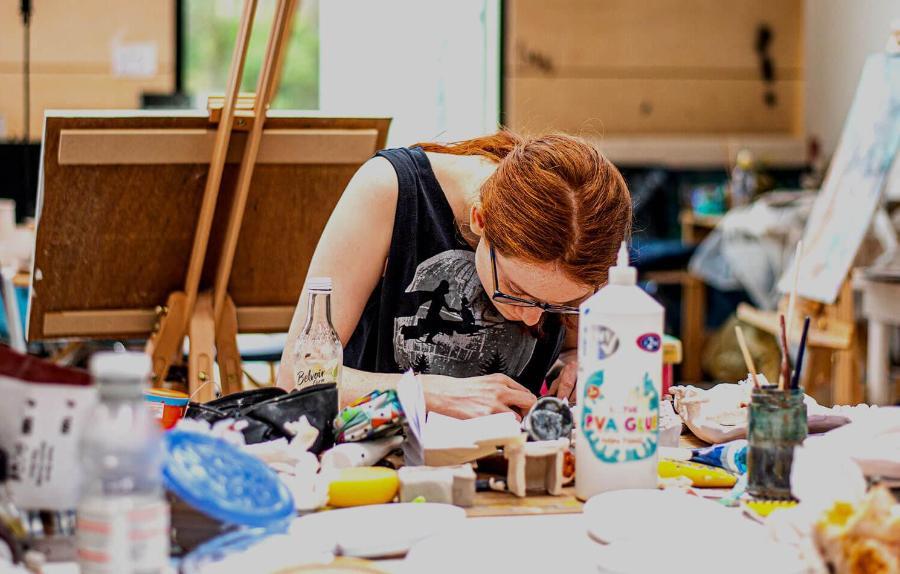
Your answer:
[182,0,499,146]
[183,0,320,109]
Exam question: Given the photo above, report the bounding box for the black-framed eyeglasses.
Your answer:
[489,245,581,315]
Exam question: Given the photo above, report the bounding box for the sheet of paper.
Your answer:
[397,370,522,462]
[111,41,158,78]
[397,370,425,465]
[423,412,520,449]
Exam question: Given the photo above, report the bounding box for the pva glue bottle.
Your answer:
[576,242,664,500]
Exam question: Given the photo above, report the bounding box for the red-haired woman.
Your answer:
[277,131,632,419]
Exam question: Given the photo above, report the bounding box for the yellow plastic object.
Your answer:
[662,335,682,365]
[743,499,798,518]
[327,467,399,508]
[658,459,737,488]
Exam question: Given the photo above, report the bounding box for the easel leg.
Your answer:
[215,294,243,396]
[145,292,188,385]
[867,318,892,405]
[804,346,833,406]
[833,279,860,405]
[189,292,217,402]
[681,273,705,383]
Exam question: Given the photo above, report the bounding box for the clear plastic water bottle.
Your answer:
[293,277,343,392]
[76,352,169,574]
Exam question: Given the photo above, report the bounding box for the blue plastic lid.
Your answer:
[163,430,295,527]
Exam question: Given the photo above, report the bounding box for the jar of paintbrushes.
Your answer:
[736,311,812,500]
[747,385,807,499]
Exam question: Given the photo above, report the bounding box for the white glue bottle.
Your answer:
[576,242,664,500]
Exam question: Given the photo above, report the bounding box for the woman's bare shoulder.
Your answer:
[345,155,399,207]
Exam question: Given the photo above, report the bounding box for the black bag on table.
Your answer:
[184,384,338,454]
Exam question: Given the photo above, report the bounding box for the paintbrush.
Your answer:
[786,240,803,341]
[778,314,791,391]
[734,325,761,388]
[790,316,811,390]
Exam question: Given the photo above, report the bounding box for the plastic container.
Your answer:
[144,388,190,429]
[576,242,664,500]
[76,351,169,574]
[162,430,295,552]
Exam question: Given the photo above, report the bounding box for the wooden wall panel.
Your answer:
[0,1,174,141]
[507,0,803,76]
[507,77,805,135]
[0,74,174,139]
[505,0,805,137]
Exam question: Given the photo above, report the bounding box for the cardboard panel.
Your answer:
[0,73,174,140]
[506,0,803,77]
[507,77,803,135]
[0,1,174,68]
[0,1,173,141]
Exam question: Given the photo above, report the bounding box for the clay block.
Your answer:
[506,439,569,498]
[398,467,453,504]
[450,464,476,508]
[398,464,476,507]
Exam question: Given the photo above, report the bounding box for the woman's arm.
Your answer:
[548,318,578,401]
[276,156,399,390]
[340,368,533,417]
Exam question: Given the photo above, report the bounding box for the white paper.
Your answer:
[111,41,158,78]
[0,376,97,510]
[423,412,520,449]
[397,370,522,463]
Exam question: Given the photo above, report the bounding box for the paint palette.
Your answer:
[583,490,807,574]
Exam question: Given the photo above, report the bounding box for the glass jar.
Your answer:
[747,386,807,499]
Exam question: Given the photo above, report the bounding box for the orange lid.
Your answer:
[146,388,190,399]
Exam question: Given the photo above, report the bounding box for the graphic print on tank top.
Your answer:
[393,250,537,377]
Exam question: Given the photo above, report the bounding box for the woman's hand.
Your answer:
[547,351,578,403]
[421,373,537,420]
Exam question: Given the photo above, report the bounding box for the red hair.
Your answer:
[417,130,632,288]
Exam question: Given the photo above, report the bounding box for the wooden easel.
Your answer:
[737,277,859,405]
[26,4,390,401]
[736,50,899,406]
[145,0,298,401]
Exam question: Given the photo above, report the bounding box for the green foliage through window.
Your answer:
[183,0,319,109]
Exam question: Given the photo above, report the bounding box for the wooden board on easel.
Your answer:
[27,112,389,339]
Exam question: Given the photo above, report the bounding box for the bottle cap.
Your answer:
[307,277,333,292]
[608,241,637,286]
[89,351,151,398]
[735,148,754,170]
[163,430,295,527]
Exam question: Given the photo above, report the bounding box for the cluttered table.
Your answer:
[3,346,898,574]
[35,431,734,574]
[4,322,891,574]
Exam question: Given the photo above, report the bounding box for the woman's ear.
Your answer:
[469,203,485,237]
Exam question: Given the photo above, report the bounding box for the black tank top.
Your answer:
[344,147,565,395]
